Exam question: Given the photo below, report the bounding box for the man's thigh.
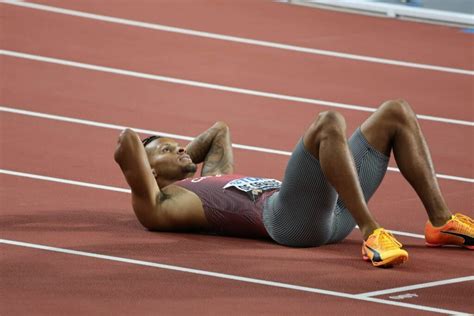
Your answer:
[263,138,338,247]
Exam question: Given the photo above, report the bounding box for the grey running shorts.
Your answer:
[263,128,389,247]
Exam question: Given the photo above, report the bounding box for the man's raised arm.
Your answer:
[186,121,234,176]
[114,128,162,228]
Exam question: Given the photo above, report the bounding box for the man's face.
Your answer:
[145,138,197,182]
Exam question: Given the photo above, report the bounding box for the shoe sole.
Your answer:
[425,242,474,250]
[362,250,409,267]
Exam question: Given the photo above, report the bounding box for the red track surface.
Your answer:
[1,1,473,315]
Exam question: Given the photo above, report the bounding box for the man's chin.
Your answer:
[183,163,197,174]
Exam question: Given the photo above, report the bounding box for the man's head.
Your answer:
[142,135,197,186]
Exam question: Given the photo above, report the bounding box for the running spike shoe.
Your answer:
[362,228,408,267]
[425,213,474,249]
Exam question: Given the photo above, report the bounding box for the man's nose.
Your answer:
[178,147,186,154]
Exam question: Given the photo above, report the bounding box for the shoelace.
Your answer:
[377,230,403,249]
[453,213,474,235]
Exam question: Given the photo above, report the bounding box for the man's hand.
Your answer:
[186,121,234,176]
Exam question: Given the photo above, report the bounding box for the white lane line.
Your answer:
[1,105,473,183]
[0,169,131,193]
[359,227,424,239]
[1,0,473,76]
[1,238,470,315]
[0,104,294,156]
[1,51,473,128]
[0,168,426,240]
[356,276,474,298]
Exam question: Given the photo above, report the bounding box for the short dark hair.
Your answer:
[142,135,161,147]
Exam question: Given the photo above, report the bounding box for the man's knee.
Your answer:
[316,110,346,137]
[305,110,346,146]
[379,99,417,126]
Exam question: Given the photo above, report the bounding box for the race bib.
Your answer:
[223,177,281,193]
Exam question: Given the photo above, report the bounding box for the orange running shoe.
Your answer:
[425,213,474,249]
[362,228,408,267]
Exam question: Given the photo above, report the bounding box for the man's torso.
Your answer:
[170,174,281,238]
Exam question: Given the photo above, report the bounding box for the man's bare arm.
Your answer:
[186,121,234,176]
[114,128,163,228]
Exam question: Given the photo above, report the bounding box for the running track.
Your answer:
[1,1,473,315]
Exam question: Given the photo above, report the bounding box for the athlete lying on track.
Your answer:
[114,99,473,268]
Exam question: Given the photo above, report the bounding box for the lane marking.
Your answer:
[0,168,426,239]
[357,276,474,297]
[1,238,471,315]
[1,50,473,127]
[1,105,473,183]
[389,293,418,300]
[1,0,473,76]
[0,168,427,239]
[0,169,131,193]
[358,226,424,239]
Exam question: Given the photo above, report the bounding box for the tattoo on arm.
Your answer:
[186,122,234,176]
[201,131,233,176]
[186,129,215,164]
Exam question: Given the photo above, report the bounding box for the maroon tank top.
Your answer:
[174,174,280,239]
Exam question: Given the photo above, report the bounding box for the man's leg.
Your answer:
[360,100,473,250]
[263,110,371,247]
[263,110,408,265]
[359,99,451,226]
[303,111,380,239]
[303,110,410,267]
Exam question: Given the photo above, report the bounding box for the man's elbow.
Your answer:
[114,143,124,164]
[114,128,138,163]
[119,128,139,143]
[213,121,229,133]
